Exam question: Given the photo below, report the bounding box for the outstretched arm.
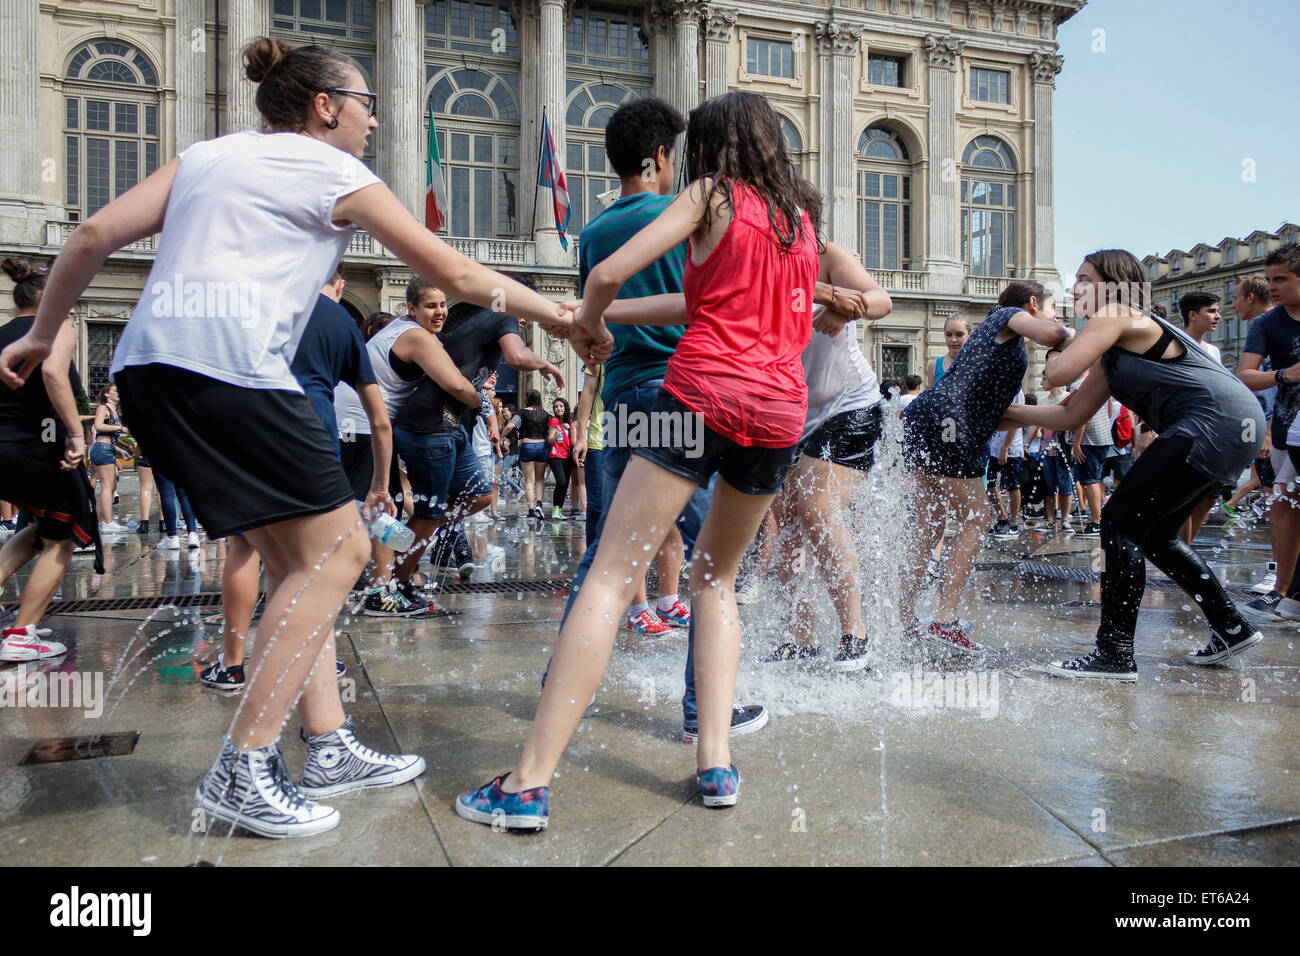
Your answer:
[1004,362,1111,430]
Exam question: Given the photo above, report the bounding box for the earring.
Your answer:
[325,115,339,130]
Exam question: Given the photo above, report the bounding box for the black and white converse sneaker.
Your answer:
[298,716,426,798]
[831,634,871,672]
[1243,592,1285,621]
[1185,626,1262,666]
[199,654,245,692]
[761,641,821,663]
[194,739,339,839]
[682,704,769,743]
[1046,648,1137,681]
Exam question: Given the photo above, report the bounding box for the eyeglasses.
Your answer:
[324,88,377,117]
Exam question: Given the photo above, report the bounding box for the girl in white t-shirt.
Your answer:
[0,37,569,840]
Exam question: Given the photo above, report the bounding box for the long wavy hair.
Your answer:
[683,92,822,250]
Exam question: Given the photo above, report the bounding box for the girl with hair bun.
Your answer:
[0,257,99,662]
[0,36,571,839]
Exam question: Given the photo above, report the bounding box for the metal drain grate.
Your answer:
[2,578,573,616]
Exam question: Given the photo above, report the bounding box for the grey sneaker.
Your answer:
[298,716,426,798]
[194,739,339,839]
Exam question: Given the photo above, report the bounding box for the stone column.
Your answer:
[647,2,674,104]
[816,20,862,250]
[532,0,569,265]
[174,0,207,151]
[512,0,540,240]
[923,34,965,295]
[703,6,736,99]
[0,0,44,243]
[225,0,267,133]
[668,0,704,122]
[377,0,423,216]
[1030,51,1064,293]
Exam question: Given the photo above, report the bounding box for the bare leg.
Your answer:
[899,471,948,626]
[1270,489,1300,592]
[220,534,260,665]
[14,538,74,628]
[1180,497,1215,545]
[508,457,697,790]
[933,477,989,622]
[0,525,40,588]
[94,462,116,522]
[137,466,155,525]
[229,505,368,751]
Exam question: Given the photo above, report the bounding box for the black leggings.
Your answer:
[1098,434,1249,657]
[549,456,570,508]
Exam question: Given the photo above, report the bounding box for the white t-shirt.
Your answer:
[112,131,381,391]
[801,307,882,439]
[1196,339,1223,365]
[898,392,919,410]
[987,389,1025,457]
[334,381,370,437]
[472,415,493,458]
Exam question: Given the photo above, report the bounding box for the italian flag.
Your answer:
[426,107,448,232]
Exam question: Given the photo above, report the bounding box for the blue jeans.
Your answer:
[154,469,197,537]
[584,447,604,541]
[393,425,490,519]
[551,379,713,725]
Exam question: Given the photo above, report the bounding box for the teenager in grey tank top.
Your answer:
[1007,249,1264,681]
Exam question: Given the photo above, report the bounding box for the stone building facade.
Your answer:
[1142,222,1300,370]
[1,0,1084,403]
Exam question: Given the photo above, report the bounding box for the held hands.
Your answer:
[539,362,566,389]
[829,287,871,319]
[568,298,614,372]
[0,333,54,389]
[813,309,851,338]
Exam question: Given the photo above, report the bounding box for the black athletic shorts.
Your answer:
[0,441,97,544]
[339,432,374,502]
[116,364,353,538]
[633,392,798,496]
[799,403,883,473]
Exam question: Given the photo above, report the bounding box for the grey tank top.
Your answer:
[366,317,422,418]
[1101,312,1264,483]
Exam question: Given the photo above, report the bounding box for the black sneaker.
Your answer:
[1243,591,1285,621]
[361,582,429,617]
[682,704,768,743]
[199,655,245,692]
[990,519,1011,537]
[195,739,338,839]
[136,519,150,535]
[761,641,821,663]
[1077,523,1102,537]
[993,521,1018,541]
[335,658,346,678]
[831,633,871,672]
[1046,648,1137,681]
[396,579,438,609]
[452,537,476,579]
[1185,626,1262,666]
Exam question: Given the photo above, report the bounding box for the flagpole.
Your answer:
[530,106,546,240]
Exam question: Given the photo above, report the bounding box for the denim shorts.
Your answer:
[519,441,549,463]
[1075,443,1109,485]
[393,424,491,520]
[633,392,797,496]
[1042,454,1074,496]
[88,442,116,467]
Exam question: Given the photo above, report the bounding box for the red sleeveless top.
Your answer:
[663,181,817,448]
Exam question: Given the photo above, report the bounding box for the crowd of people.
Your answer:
[0,35,1294,837]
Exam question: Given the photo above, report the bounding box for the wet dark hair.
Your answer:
[551,397,571,424]
[406,276,443,307]
[998,279,1050,311]
[2,257,47,310]
[361,311,394,340]
[1179,291,1220,324]
[97,385,115,404]
[243,36,354,131]
[1150,304,1168,320]
[1265,242,1300,277]
[684,92,821,250]
[1082,248,1150,311]
[329,263,345,284]
[904,374,923,391]
[1024,393,1039,406]
[605,97,685,180]
[525,389,543,409]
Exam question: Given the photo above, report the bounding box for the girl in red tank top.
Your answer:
[459,93,822,829]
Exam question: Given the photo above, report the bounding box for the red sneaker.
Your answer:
[0,625,67,662]
[627,608,673,635]
[656,600,691,628]
[925,619,984,655]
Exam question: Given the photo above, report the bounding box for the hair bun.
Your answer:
[243,36,292,84]
[1,257,33,283]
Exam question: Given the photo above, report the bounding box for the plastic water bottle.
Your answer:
[361,507,416,552]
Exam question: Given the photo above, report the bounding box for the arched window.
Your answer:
[856,126,912,271]
[428,68,519,237]
[564,81,641,232]
[63,41,162,220]
[961,135,1017,277]
[780,117,804,179]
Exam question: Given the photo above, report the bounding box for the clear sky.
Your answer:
[1053,0,1298,285]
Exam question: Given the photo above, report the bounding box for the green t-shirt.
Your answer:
[578,192,687,406]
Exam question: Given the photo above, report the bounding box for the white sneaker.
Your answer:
[99,521,129,534]
[1251,563,1279,595]
[195,740,339,839]
[0,626,68,662]
[735,576,764,605]
[158,535,181,551]
[187,531,201,549]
